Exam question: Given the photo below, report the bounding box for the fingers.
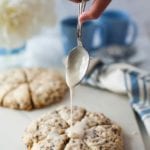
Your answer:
[80,0,111,23]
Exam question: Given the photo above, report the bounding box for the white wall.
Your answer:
[55,0,92,21]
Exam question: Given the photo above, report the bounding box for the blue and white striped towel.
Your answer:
[82,59,150,136]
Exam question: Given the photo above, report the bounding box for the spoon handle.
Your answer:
[77,0,87,46]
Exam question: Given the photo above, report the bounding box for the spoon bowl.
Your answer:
[66,45,90,87]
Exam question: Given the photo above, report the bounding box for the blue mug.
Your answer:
[60,17,104,55]
[99,10,138,46]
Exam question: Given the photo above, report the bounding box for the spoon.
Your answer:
[66,0,90,87]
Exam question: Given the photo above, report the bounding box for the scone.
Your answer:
[0,68,68,110]
[23,106,124,150]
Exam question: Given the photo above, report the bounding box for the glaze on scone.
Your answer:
[23,106,124,150]
[0,68,68,110]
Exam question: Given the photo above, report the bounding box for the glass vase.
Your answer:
[0,44,26,71]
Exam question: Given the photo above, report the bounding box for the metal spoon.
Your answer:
[66,0,90,87]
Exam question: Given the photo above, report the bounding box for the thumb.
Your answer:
[79,0,111,23]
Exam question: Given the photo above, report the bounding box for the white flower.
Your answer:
[0,0,56,49]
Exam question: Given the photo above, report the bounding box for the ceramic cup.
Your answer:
[98,10,138,46]
[60,17,105,55]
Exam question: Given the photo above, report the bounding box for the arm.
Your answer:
[70,0,111,23]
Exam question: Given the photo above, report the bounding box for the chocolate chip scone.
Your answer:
[0,68,68,110]
[23,106,124,150]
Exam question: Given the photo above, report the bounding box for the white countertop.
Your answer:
[0,85,147,150]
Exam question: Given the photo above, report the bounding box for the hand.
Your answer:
[70,0,111,23]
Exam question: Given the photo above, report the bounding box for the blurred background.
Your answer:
[55,0,149,35]
[28,0,150,69]
[1,0,150,70]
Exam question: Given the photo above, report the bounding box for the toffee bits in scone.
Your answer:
[0,68,68,110]
[23,106,124,150]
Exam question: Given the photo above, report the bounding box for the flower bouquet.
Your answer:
[0,0,55,49]
[0,0,56,69]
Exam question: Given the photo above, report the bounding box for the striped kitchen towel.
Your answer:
[82,59,150,135]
